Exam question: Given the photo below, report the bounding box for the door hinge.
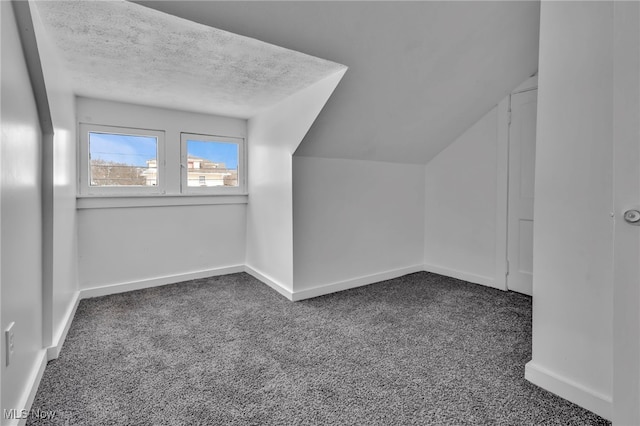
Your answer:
[507,110,512,126]
[506,260,510,276]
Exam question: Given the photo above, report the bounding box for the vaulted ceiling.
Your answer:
[136,1,540,164]
[34,0,345,119]
[36,1,540,164]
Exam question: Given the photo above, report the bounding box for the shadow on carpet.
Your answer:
[27,272,609,425]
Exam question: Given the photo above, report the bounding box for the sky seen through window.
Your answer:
[89,133,239,169]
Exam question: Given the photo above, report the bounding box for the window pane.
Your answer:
[186,140,238,187]
[89,132,158,187]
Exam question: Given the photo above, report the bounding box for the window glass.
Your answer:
[185,139,239,187]
[89,132,158,187]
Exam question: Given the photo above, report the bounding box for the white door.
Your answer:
[507,89,537,296]
[612,2,640,423]
[612,108,640,424]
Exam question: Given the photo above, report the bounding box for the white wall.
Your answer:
[246,70,346,295]
[30,1,79,351]
[1,0,45,418]
[77,205,246,291]
[526,2,614,419]
[424,106,501,288]
[293,156,425,295]
[76,98,247,292]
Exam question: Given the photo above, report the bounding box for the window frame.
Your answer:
[78,123,166,196]
[180,132,246,195]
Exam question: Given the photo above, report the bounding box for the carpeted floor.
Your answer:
[28,272,609,425]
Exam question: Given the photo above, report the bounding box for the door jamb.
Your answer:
[495,96,510,291]
[495,75,538,292]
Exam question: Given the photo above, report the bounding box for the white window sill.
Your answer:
[77,194,249,209]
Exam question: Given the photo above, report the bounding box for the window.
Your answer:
[79,124,165,195]
[181,133,245,194]
[78,125,246,200]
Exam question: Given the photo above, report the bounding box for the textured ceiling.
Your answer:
[136,1,540,164]
[34,0,346,118]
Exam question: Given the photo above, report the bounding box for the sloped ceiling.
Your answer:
[34,0,346,119]
[135,1,540,164]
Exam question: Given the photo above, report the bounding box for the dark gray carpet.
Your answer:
[28,272,609,425]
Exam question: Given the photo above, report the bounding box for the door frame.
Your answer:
[495,75,538,292]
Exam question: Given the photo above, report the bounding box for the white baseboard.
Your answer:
[76,263,501,306]
[423,263,500,290]
[291,265,425,301]
[525,361,612,420]
[7,350,48,426]
[47,291,80,361]
[244,265,293,300]
[79,265,245,299]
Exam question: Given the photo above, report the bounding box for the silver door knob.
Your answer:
[624,210,640,224]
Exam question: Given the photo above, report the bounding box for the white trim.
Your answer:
[78,123,166,196]
[180,132,246,195]
[76,194,248,209]
[495,96,510,291]
[243,265,294,301]
[423,263,499,290]
[496,78,539,294]
[291,265,425,301]
[46,292,80,361]
[79,265,244,299]
[7,350,48,426]
[525,361,612,420]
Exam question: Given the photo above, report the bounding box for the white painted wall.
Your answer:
[76,99,247,291]
[293,156,425,294]
[77,205,246,290]
[423,106,501,288]
[1,0,45,417]
[30,1,79,350]
[526,2,614,419]
[246,70,346,294]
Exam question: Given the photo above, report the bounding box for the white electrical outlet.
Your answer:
[5,322,15,367]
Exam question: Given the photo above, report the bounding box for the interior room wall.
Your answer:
[527,1,614,419]
[245,70,346,296]
[77,205,246,292]
[292,156,425,297]
[423,106,501,288]
[76,98,247,293]
[30,0,79,352]
[1,0,46,417]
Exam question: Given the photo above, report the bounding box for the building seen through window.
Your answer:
[144,156,238,187]
[89,132,157,187]
[88,132,239,188]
